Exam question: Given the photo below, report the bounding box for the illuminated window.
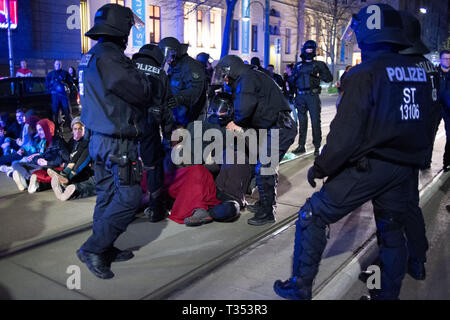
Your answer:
[197,10,203,47]
[210,12,216,48]
[231,19,239,50]
[80,0,89,54]
[111,0,125,5]
[149,5,161,43]
[251,25,258,52]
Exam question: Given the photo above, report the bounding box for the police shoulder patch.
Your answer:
[79,54,93,67]
[192,72,200,79]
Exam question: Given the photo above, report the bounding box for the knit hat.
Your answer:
[71,116,84,128]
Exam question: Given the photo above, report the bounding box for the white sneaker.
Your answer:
[12,170,27,191]
[60,184,76,201]
[0,165,9,173]
[51,175,63,200]
[28,174,39,194]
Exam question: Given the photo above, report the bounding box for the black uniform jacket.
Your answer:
[79,41,153,138]
[232,68,292,129]
[313,50,440,179]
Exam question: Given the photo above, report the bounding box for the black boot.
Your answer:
[106,247,134,263]
[292,146,306,155]
[76,249,114,279]
[247,206,275,226]
[246,201,261,214]
[407,260,426,280]
[145,190,169,223]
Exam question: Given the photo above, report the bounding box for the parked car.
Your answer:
[0,77,80,119]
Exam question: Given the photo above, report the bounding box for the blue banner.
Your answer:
[132,0,145,48]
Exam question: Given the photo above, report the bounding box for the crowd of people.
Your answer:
[2,2,449,300]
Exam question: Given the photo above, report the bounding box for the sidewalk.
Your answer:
[0,127,446,300]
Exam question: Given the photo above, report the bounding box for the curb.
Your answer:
[313,170,448,300]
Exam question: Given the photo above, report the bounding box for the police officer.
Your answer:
[159,37,207,127]
[273,4,437,300]
[46,60,73,132]
[132,44,174,223]
[290,40,333,156]
[213,55,297,226]
[76,4,154,279]
[399,11,442,281]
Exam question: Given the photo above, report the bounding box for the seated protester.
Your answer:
[11,119,69,193]
[0,125,6,156]
[6,109,26,140]
[0,115,40,171]
[174,93,243,226]
[185,93,251,226]
[47,117,96,201]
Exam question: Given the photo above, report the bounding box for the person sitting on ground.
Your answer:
[0,115,40,172]
[11,119,69,193]
[47,117,96,201]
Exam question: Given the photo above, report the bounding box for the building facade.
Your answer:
[0,0,82,77]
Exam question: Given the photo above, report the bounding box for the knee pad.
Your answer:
[209,201,240,222]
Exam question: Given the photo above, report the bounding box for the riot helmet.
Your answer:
[207,92,234,126]
[211,55,250,86]
[250,57,262,68]
[197,52,213,67]
[159,37,181,65]
[350,4,412,49]
[300,40,317,61]
[85,4,135,41]
[398,11,429,55]
[132,44,164,66]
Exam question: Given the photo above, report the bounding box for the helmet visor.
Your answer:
[211,66,231,86]
[162,46,177,64]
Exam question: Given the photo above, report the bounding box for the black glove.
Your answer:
[167,95,178,109]
[307,167,317,188]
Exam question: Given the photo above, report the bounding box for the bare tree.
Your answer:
[308,0,360,77]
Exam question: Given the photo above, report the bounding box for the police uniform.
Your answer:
[46,68,73,130]
[214,55,298,226]
[290,41,332,155]
[274,4,437,300]
[76,4,153,279]
[399,11,442,280]
[132,44,174,222]
[160,37,207,127]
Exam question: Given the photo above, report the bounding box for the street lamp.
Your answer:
[419,8,427,14]
[243,0,270,67]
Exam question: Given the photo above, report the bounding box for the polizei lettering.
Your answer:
[136,63,161,75]
[386,67,426,83]
[182,304,216,318]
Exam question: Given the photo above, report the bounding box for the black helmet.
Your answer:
[212,55,249,86]
[250,57,262,67]
[398,11,429,55]
[132,44,164,66]
[207,92,234,126]
[351,4,412,48]
[300,40,317,60]
[85,4,134,40]
[196,52,212,66]
[158,37,181,64]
